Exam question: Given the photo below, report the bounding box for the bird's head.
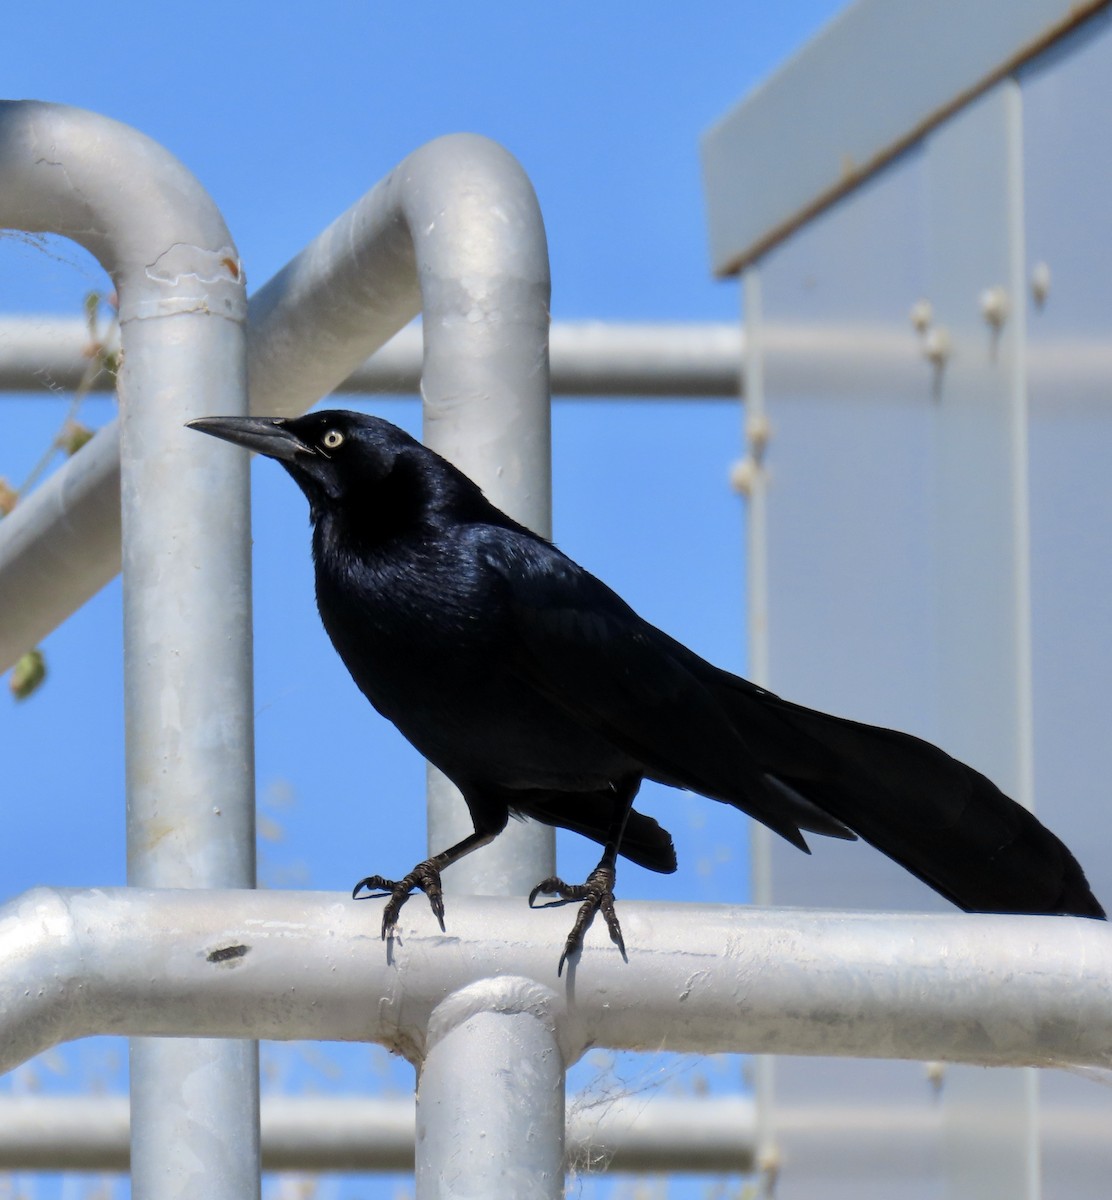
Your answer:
[188,409,425,511]
[188,409,494,538]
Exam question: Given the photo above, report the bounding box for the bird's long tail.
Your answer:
[711,673,1105,919]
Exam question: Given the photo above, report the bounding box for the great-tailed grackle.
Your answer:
[190,409,1105,969]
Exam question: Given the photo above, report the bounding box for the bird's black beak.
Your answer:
[186,416,315,463]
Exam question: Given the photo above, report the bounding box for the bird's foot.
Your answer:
[353,861,446,938]
[529,863,626,974]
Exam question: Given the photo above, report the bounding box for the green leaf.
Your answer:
[10,649,46,701]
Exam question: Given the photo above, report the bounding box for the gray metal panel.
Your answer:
[1023,15,1112,1194]
[926,84,1032,807]
[921,81,1038,1200]
[740,14,1112,1191]
[755,141,947,913]
[1022,20,1112,917]
[702,0,1111,275]
[743,56,1112,1193]
[747,143,952,1199]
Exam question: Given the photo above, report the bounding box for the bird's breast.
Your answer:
[313,554,634,792]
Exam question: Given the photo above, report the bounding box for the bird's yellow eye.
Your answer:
[321,430,344,450]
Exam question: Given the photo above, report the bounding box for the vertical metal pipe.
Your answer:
[0,101,259,1200]
[121,315,254,891]
[740,267,772,907]
[120,315,258,1200]
[395,135,558,1194]
[740,265,779,1195]
[409,136,555,897]
[268,134,556,1190]
[416,979,566,1200]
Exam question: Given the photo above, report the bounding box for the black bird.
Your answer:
[189,410,1105,969]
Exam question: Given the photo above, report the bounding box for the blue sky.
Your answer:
[1,3,846,1195]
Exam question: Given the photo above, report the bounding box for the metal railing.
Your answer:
[0,1092,758,1175]
[0,316,745,398]
[2,99,1110,1200]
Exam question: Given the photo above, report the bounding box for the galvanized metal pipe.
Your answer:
[0,100,259,1200]
[0,316,744,397]
[393,138,556,895]
[416,978,565,1198]
[245,132,559,1182]
[0,1094,757,1174]
[2,888,1109,1074]
[5,1088,1110,1178]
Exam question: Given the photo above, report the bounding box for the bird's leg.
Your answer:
[353,828,495,939]
[529,786,635,974]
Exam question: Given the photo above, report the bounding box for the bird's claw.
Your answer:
[529,864,626,974]
[352,862,446,938]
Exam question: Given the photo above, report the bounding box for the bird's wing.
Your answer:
[475,529,844,849]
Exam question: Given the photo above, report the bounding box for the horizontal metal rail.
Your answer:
[2,887,1109,1074]
[0,1094,756,1174]
[0,316,743,398]
[4,1090,1110,1176]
